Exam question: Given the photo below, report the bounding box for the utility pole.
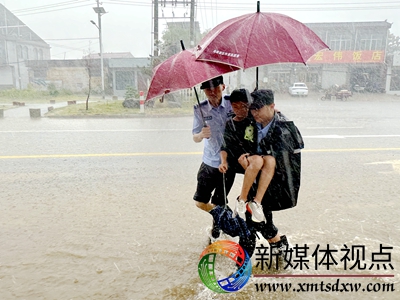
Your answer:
[153,0,159,57]
[190,0,195,46]
[152,0,196,55]
[92,0,106,99]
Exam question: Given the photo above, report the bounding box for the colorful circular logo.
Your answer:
[198,240,252,293]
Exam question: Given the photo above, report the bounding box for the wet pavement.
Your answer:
[0,94,399,299]
[0,100,87,118]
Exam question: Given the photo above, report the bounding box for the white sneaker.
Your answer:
[233,198,246,219]
[246,201,266,223]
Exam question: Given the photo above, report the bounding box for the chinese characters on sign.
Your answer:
[254,243,394,271]
[308,50,385,64]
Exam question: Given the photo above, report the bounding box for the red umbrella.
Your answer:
[195,8,329,71]
[145,47,239,101]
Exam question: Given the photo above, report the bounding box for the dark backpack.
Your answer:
[252,116,304,211]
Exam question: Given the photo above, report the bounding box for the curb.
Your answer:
[45,113,193,119]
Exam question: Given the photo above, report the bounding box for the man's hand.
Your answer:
[219,150,228,173]
[193,125,211,143]
[201,125,211,139]
[219,161,228,173]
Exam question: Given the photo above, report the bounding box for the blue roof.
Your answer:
[108,57,151,68]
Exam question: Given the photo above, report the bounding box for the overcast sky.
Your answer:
[4,0,400,60]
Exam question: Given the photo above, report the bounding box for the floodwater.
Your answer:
[0,93,399,299]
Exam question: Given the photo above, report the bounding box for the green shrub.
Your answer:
[47,83,59,96]
[0,86,47,99]
[124,86,139,100]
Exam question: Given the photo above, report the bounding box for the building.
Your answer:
[107,57,151,98]
[27,55,151,98]
[0,4,50,89]
[256,20,398,94]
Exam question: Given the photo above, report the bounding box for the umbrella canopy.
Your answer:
[195,12,329,69]
[146,48,239,101]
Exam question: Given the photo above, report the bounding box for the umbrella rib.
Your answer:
[243,14,259,69]
[281,23,310,63]
[273,14,320,63]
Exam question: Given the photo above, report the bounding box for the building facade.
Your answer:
[27,56,151,98]
[0,4,50,89]
[258,21,397,94]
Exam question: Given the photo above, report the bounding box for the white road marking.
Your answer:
[0,129,190,133]
[306,135,400,139]
[1,148,399,159]
[306,135,344,139]
[307,127,364,129]
[0,129,399,139]
[365,160,400,174]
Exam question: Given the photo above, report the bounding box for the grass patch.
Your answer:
[45,100,194,117]
[0,93,89,104]
[0,85,81,102]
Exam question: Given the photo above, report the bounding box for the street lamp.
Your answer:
[91,4,106,99]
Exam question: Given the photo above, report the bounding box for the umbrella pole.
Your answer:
[223,173,227,209]
[255,1,260,91]
[194,87,207,127]
[255,67,259,90]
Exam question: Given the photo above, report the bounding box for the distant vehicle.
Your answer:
[321,89,352,101]
[289,83,308,96]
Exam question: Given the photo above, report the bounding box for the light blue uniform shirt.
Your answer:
[192,95,233,168]
[256,118,273,154]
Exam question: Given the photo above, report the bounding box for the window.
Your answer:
[0,41,5,64]
[371,35,382,50]
[23,46,29,60]
[17,45,23,59]
[359,34,383,50]
[360,39,369,50]
[115,71,135,90]
[330,35,352,51]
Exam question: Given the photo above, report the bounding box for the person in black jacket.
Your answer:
[247,89,304,253]
[218,89,281,256]
[220,89,304,257]
[219,89,272,224]
[219,89,257,175]
[249,89,303,214]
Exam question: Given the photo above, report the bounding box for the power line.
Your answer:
[12,1,90,13]
[44,38,98,41]
[196,5,400,12]
[14,3,94,16]
[199,1,400,6]
[106,0,152,5]
[101,0,400,9]
[105,0,400,5]
[13,0,399,16]
[49,40,98,51]
[50,39,100,58]
[100,0,400,13]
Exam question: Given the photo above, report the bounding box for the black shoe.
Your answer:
[239,231,257,258]
[209,205,251,239]
[269,235,289,255]
[211,220,221,239]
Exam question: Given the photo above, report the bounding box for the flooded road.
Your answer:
[0,95,399,299]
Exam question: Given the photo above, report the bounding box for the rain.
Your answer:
[0,1,400,299]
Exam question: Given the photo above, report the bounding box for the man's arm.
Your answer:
[218,150,228,173]
[192,103,210,143]
[193,125,211,143]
